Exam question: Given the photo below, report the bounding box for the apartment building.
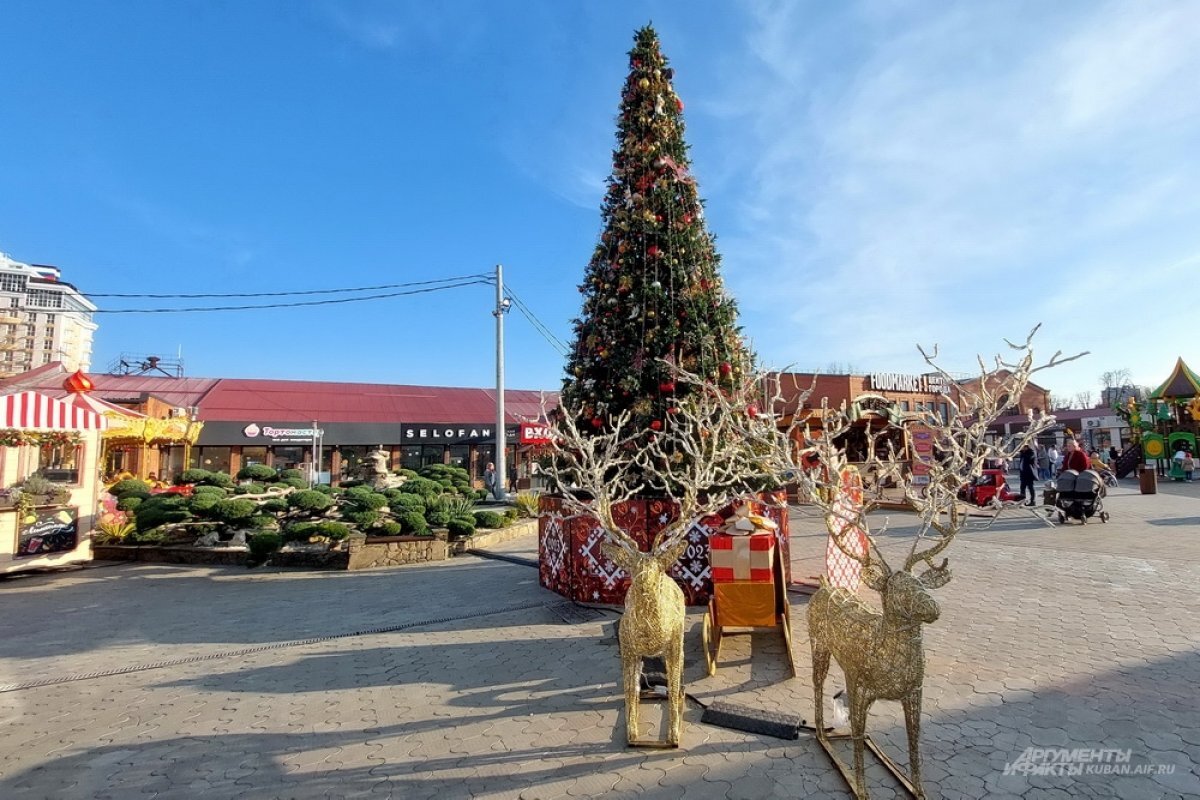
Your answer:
[0,252,97,377]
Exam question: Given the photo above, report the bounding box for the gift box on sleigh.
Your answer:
[708,516,782,628]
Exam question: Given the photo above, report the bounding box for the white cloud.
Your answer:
[708,0,1200,397]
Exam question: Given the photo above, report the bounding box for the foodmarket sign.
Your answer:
[868,373,953,394]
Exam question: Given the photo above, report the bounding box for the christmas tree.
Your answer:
[561,25,751,440]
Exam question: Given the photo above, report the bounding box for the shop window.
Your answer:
[401,445,422,470]
[448,445,469,469]
[339,446,370,480]
[939,402,949,422]
[899,401,909,412]
[242,446,269,467]
[273,446,304,470]
[196,446,232,474]
[475,445,495,482]
[421,445,444,467]
[35,441,81,485]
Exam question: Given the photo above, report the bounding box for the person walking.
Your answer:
[483,462,498,499]
[1048,444,1060,475]
[1035,443,1050,481]
[1184,450,1196,482]
[1018,444,1038,506]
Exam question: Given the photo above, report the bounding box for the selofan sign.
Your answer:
[402,424,518,445]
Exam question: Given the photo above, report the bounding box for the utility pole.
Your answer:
[493,264,511,500]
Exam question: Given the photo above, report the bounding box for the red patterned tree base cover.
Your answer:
[537,493,790,607]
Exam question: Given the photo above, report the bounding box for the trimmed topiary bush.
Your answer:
[315,521,350,542]
[260,498,288,514]
[188,493,221,516]
[447,517,475,540]
[473,489,488,501]
[134,495,192,533]
[282,522,319,543]
[177,468,212,485]
[212,498,257,523]
[287,490,333,512]
[398,468,419,479]
[250,514,278,530]
[473,510,506,529]
[344,487,388,510]
[398,511,429,535]
[375,521,402,536]
[116,495,144,513]
[108,479,152,499]
[280,476,307,490]
[248,531,282,563]
[426,509,452,527]
[192,484,227,497]
[280,468,305,480]
[503,508,520,524]
[236,464,278,482]
[198,471,235,489]
[343,509,380,527]
[313,484,334,495]
[398,477,440,497]
[392,494,426,513]
[232,482,266,495]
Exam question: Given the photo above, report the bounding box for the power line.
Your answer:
[91,279,490,313]
[504,285,569,355]
[85,274,492,299]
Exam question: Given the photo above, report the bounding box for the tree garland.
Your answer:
[0,429,84,448]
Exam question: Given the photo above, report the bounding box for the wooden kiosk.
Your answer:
[0,391,106,575]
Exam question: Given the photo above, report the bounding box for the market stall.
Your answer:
[0,390,106,574]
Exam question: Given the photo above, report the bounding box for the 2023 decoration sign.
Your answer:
[16,507,78,558]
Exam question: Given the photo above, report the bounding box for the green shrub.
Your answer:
[248,531,282,562]
[442,495,477,518]
[288,490,333,512]
[188,493,221,516]
[473,510,506,529]
[250,514,278,530]
[134,495,192,533]
[474,489,488,501]
[280,468,305,480]
[375,521,402,536]
[200,471,235,489]
[232,482,266,495]
[177,468,212,485]
[116,495,144,513]
[512,491,540,518]
[343,509,380,527]
[426,509,452,527]
[503,508,520,524]
[282,522,318,543]
[447,517,475,539]
[212,498,257,523]
[313,484,334,495]
[280,476,307,490]
[392,494,426,513]
[398,511,429,535]
[260,498,288,514]
[108,479,152,499]
[193,485,228,497]
[398,477,440,497]
[398,468,419,479]
[236,464,278,482]
[420,464,471,484]
[315,521,350,541]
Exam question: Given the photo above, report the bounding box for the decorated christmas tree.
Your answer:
[561,25,751,440]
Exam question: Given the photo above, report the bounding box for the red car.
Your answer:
[959,469,1020,506]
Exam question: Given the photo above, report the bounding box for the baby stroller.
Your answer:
[1054,469,1108,524]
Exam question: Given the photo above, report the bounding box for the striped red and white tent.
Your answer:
[0,391,107,431]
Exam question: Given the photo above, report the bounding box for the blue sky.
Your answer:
[1,1,1196,403]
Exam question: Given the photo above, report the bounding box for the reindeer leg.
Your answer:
[622,651,641,744]
[666,628,685,746]
[902,689,925,798]
[849,686,871,799]
[811,642,830,737]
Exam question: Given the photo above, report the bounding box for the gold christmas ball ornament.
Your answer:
[639,78,650,89]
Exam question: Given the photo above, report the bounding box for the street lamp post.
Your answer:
[494,264,511,500]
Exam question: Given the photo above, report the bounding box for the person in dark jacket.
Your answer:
[1018,444,1038,506]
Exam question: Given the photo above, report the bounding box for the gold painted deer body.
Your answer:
[809,544,953,799]
[605,535,690,746]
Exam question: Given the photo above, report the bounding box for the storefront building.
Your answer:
[0,363,553,488]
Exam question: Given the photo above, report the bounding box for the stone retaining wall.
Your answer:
[449,519,537,555]
[349,536,447,570]
[93,545,248,566]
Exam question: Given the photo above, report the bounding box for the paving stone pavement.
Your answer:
[0,482,1197,799]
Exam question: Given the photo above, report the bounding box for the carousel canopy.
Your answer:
[0,390,106,431]
[1149,357,1200,400]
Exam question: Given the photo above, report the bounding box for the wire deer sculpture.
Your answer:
[718,327,1083,797]
[545,382,765,747]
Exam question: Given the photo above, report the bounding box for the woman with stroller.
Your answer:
[1018,444,1038,506]
[1061,439,1090,473]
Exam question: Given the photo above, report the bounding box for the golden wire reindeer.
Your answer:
[715,327,1084,797]
[545,381,767,747]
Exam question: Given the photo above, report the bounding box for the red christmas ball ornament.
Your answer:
[649,419,663,431]
[682,213,693,224]
[676,98,684,113]
[747,404,759,419]
[667,406,679,415]
[591,417,604,429]
[646,244,659,258]
[659,380,676,393]
[719,362,733,377]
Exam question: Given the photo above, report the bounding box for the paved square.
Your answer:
[1,481,1197,798]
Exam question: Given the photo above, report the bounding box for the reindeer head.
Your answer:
[864,558,952,625]
[602,533,689,590]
